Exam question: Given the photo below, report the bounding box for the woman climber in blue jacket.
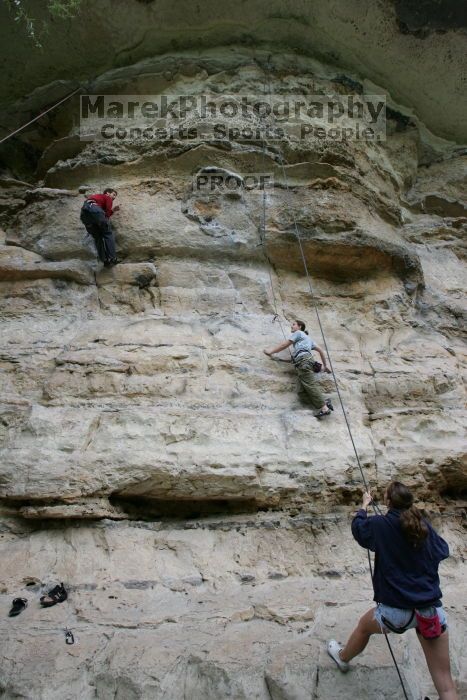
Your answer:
[327,481,458,700]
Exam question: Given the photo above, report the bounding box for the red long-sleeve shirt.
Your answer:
[86,193,114,218]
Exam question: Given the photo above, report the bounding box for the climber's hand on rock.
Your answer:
[324,366,332,374]
[362,491,372,509]
[113,205,120,212]
[263,349,273,357]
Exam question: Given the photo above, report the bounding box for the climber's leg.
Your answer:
[81,202,116,264]
[100,220,117,263]
[417,631,458,700]
[83,223,107,262]
[89,206,117,263]
[295,359,327,410]
[339,607,383,662]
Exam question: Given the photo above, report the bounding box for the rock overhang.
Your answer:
[0,1,466,143]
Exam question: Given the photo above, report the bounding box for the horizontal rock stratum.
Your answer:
[0,49,465,700]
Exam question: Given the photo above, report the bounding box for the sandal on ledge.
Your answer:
[40,583,67,608]
[8,598,28,617]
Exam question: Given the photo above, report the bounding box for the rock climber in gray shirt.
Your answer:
[264,319,333,418]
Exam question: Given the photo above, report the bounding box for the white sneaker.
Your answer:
[327,639,350,673]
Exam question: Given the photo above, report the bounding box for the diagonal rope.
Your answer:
[256,56,409,700]
[0,87,82,145]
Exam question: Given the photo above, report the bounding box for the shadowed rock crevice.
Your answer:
[265,229,424,285]
[2,475,464,521]
[411,194,467,218]
[3,496,262,521]
[393,0,467,35]
[108,496,263,520]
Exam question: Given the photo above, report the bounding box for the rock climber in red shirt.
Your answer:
[80,188,120,266]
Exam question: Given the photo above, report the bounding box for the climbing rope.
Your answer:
[257,107,293,358]
[256,57,410,700]
[0,87,82,145]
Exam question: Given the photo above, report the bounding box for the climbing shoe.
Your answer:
[325,399,334,412]
[40,583,68,607]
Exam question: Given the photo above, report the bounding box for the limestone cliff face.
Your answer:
[0,51,466,699]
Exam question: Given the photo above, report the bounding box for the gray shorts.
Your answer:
[374,603,447,634]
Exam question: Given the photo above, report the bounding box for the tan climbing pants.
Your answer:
[294,355,325,410]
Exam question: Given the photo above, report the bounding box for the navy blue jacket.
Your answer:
[351,508,449,608]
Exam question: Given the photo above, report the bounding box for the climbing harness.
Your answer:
[256,56,410,700]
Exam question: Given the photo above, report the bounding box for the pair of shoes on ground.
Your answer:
[327,639,350,672]
[8,583,67,617]
[316,399,334,420]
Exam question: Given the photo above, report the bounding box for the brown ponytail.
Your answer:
[386,481,428,547]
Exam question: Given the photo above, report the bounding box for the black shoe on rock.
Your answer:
[316,408,332,419]
[40,583,68,607]
[8,598,27,617]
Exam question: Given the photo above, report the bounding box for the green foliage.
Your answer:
[48,0,82,19]
[5,0,83,48]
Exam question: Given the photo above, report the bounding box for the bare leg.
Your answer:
[340,608,383,662]
[417,631,458,700]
